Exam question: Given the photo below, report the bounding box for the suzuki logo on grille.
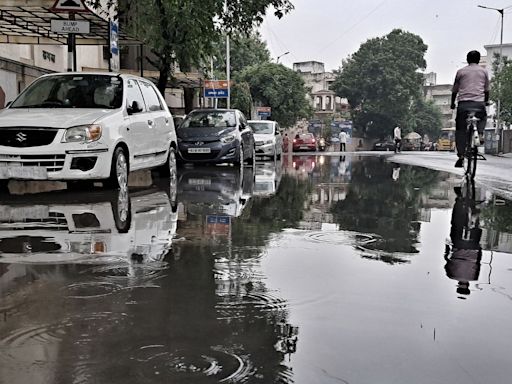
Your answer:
[16,132,27,142]
[194,141,204,146]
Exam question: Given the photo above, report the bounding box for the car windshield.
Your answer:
[300,134,314,140]
[10,74,123,109]
[181,111,236,129]
[249,121,273,134]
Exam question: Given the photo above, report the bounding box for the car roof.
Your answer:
[38,72,152,82]
[248,120,275,124]
[189,108,240,113]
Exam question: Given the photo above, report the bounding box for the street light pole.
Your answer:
[478,4,511,153]
[277,51,290,63]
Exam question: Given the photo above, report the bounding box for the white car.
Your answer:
[248,120,283,160]
[0,72,178,189]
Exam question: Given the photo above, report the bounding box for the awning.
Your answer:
[0,0,140,45]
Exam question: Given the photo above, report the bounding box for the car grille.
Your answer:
[0,154,66,172]
[255,141,265,146]
[183,150,221,161]
[0,128,59,148]
[0,212,68,230]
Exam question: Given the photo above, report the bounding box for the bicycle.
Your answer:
[463,110,486,180]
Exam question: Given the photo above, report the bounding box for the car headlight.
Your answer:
[220,134,236,144]
[264,139,274,145]
[63,124,102,143]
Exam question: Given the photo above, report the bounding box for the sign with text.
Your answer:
[109,19,119,70]
[256,106,271,117]
[51,19,90,34]
[51,0,91,13]
[205,215,231,236]
[204,80,230,98]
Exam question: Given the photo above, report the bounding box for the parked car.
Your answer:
[248,119,283,160]
[176,109,255,167]
[292,133,317,152]
[0,72,178,190]
[372,139,396,151]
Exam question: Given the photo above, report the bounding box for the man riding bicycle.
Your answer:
[450,50,489,168]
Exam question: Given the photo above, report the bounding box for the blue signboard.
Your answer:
[204,89,229,98]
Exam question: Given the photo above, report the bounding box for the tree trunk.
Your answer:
[157,62,170,97]
[183,87,195,114]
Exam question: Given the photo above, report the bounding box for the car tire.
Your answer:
[246,146,256,168]
[110,187,131,233]
[234,143,243,167]
[159,146,177,177]
[0,180,9,194]
[106,146,129,190]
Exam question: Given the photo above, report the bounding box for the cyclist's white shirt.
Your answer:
[394,127,401,140]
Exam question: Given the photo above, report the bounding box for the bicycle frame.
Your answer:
[465,112,479,180]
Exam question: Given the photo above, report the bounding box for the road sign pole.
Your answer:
[67,13,76,72]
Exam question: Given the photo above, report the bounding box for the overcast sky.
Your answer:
[260,0,512,84]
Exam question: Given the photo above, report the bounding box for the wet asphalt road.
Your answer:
[1,153,512,383]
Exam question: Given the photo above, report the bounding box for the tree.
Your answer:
[211,32,271,76]
[231,81,253,117]
[109,0,293,111]
[490,53,512,125]
[405,99,443,139]
[330,29,427,139]
[236,63,313,126]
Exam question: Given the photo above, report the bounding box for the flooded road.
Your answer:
[1,154,512,383]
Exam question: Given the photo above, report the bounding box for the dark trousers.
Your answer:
[340,143,346,151]
[455,101,486,157]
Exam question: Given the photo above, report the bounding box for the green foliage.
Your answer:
[405,99,443,139]
[231,81,253,117]
[212,32,271,77]
[236,63,313,127]
[330,29,427,139]
[491,53,512,125]
[115,0,293,93]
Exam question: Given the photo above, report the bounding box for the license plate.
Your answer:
[188,147,211,154]
[0,166,48,180]
[188,178,211,186]
[300,146,309,149]
[0,205,49,221]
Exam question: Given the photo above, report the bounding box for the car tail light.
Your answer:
[312,139,316,143]
[293,139,297,143]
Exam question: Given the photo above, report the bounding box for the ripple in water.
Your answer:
[63,281,123,299]
[129,345,253,382]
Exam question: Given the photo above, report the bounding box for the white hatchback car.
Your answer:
[248,119,282,160]
[0,72,178,189]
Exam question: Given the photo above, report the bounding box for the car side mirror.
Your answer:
[127,100,142,115]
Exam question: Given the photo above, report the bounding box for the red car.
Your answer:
[292,133,317,152]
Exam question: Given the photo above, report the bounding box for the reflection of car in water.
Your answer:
[0,185,177,264]
[253,161,282,197]
[177,165,253,218]
[291,156,316,174]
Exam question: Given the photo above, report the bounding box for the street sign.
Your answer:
[51,0,91,13]
[109,19,120,71]
[51,19,90,34]
[256,106,271,118]
[204,80,230,99]
[206,215,231,236]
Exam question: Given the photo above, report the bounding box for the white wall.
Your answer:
[0,69,17,104]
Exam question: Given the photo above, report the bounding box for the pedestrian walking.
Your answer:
[283,133,289,153]
[339,130,347,152]
[393,125,401,153]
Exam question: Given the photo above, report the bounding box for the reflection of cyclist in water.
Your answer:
[444,186,482,296]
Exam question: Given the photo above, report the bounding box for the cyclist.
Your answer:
[450,50,489,168]
[393,124,401,153]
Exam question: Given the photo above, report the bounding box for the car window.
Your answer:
[10,74,123,109]
[249,121,273,134]
[139,80,164,111]
[126,79,146,112]
[181,111,236,129]
[300,134,313,139]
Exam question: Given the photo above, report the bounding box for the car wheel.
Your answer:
[106,146,129,189]
[246,146,256,168]
[158,146,177,176]
[167,148,178,211]
[110,187,131,233]
[234,143,243,167]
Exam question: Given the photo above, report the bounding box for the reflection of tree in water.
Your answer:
[480,199,512,233]
[231,174,312,248]
[330,159,439,255]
